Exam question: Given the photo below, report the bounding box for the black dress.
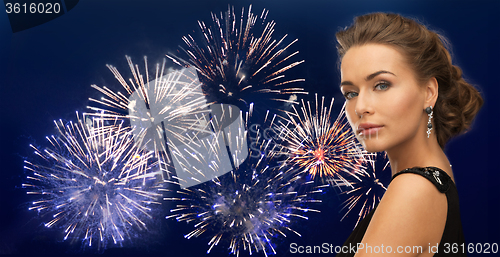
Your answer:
[336,166,466,256]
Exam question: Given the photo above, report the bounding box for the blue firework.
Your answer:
[23,114,164,251]
[337,152,390,227]
[164,108,325,256]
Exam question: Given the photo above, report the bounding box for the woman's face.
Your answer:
[340,43,427,153]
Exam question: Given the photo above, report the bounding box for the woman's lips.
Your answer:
[357,123,384,137]
[358,126,383,137]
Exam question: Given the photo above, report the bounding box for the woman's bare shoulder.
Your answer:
[355,173,447,256]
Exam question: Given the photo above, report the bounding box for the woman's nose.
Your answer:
[354,91,373,117]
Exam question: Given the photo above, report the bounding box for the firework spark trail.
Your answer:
[276,94,368,185]
[23,114,163,251]
[162,103,250,189]
[166,103,281,190]
[163,107,325,256]
[336,153,390,227]
[168,5,307,109]
[87,56,212,180]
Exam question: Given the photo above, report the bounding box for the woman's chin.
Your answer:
[360,141,386,153]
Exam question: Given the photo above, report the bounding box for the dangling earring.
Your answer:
[425,106,433,138]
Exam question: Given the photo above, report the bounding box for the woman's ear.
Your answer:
[425,77,439,108]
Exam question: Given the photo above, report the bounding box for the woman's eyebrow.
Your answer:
[340,70,396,88]
[366,70,396,81]
[340,81,353,87]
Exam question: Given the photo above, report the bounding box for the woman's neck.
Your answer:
[385,132,453,179]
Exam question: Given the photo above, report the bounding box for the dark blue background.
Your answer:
[1,0,498,256]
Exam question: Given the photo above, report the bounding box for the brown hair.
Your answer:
[336,13,483,149]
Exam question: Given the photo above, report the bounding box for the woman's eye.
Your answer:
[343,91,358,100]
[375,82,390,90]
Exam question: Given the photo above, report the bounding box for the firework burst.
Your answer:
[277,94,367,185]
[163,103,251,189]
[23,114,163,251]
[337,153,390,227]
[164,107,324,256]
[168,5,307,110]
[87,56,211,179]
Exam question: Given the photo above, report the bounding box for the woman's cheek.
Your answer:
[345,102,358,131]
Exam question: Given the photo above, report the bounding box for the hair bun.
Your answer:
[451,65,463,81]
[453,73,483,134]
